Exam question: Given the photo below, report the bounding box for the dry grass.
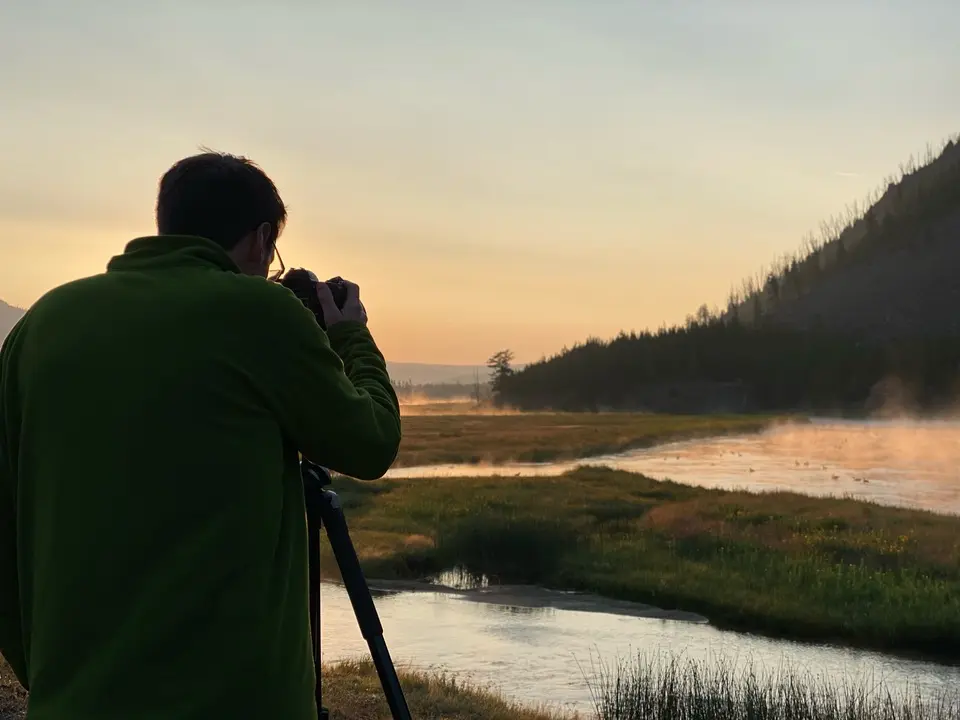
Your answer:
[323,659,575,719]
[0,658,25,720]
[394,412,781,467]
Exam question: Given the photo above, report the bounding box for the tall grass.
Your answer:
[585,653,959,720]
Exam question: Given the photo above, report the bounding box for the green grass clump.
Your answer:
[394,412,781,467]
[587,652,959,720]
[326,467,960,660]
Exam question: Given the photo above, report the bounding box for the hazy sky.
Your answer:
[1,1,957,364]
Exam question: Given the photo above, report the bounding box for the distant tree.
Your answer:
[695,303,713,326]
[864,209,879,239]
[834,239,848,268]
[487,349,515,401]
[472,368,483,406]
[764,273,780,301]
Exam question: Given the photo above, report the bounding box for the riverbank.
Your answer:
[7,652,955,720]
[325,466,960,662]
[0,657,571,720]
[393,412,784,467]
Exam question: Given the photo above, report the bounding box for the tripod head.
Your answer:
[301,460,332,517]
[301,459,332,488]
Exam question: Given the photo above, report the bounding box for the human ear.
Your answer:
[255,222,273,264]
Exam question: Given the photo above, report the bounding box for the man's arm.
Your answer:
[254,284,401,480]
[0,324,28,688]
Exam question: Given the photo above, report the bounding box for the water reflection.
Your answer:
[387,419,960,514]
[432,566,491,590]
[319,582,960,714]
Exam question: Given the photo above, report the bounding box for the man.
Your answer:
[0,152,402,718]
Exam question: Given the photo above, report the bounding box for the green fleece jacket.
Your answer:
[0,235,401,719]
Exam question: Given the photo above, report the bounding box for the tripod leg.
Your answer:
[306,500,328,718]
[319,488,413,720]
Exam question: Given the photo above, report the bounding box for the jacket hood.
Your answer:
[107,235,241,274]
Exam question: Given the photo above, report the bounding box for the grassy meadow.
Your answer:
[324,466,960,661]
[393,410,781,467]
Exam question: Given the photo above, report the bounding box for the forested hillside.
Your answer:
[499,135,960,414]
[725,135,960,336]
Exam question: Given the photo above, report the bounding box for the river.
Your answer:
[318,581,959,715]
[319,419,960,714]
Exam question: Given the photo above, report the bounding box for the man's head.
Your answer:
[156,150,288,278]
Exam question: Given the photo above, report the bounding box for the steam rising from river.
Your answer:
[387,418,960,515]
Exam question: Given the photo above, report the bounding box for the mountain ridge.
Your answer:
[0,300,24,344]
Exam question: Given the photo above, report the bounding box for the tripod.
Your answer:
[301,460,413,720]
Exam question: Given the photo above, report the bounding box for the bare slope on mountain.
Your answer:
[0,301,24,345]
[763,209,960,338]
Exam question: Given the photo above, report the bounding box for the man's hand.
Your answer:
[315,278,367,328]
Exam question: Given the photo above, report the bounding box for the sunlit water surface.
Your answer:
[319,581,959,714]
[387,418,960,514]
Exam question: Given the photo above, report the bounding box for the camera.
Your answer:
[280,269,348,329]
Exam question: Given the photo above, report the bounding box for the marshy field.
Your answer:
[3,411,959,719]
[393,407,779,466]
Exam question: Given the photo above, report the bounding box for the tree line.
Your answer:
[492,322,960,413]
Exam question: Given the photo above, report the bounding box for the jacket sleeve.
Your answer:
[0,324,27,688]
[253,286,401,480]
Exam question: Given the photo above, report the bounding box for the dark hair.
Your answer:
[155,150,287,250]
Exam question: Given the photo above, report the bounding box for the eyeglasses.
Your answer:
[268,245,285,283]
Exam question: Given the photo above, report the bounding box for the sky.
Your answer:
[1,1,958,364]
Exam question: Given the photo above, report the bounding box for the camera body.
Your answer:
[280,269,348,330]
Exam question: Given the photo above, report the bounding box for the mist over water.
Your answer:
[397,396,474,414]
[398,398,525,416]
[388,419,960,515]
